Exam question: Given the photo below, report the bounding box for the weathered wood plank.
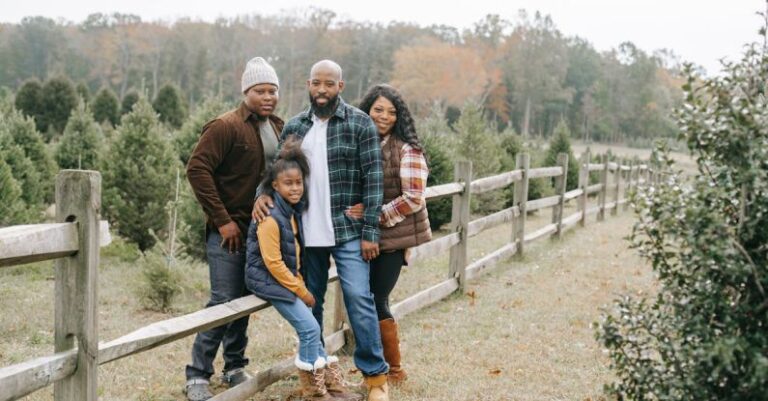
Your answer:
[0,221,111,268]
[425,182,463,200]
[208,328,347,401]
[524,223,558,244]
[0,351,77,401]
[465,242,518,281]
[513,154,530,255]
[607,162,620,171]
[527,166,563,179]
[408,232,460,263]
[605,201,617,210]
[564,188,583,201]
[578,150,590,227]
[466,206,519,237]
[561,211,583,232]
[587,163,604,172]
[391,278,459,319]
[449,161,472,291]
[586,205,601,216]
[99,295,271,365]
[526,195,561,212]
[586,183,603,195]
[54,170,100,401]
[552,153,569,239]
[469,170,522,194]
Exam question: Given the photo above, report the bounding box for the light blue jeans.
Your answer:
[304,239,389,376]
[271,297,328,366]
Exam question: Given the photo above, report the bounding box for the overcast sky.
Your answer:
[2,0,765,75]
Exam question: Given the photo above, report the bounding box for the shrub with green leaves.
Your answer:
[0,157,27,225]
[596,35,768,400]
[102,97,177,251]
[174,96,229,165]
[136,249,183,312]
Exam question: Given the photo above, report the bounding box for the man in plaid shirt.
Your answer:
[253,60,390,401]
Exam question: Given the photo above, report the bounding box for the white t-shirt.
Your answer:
[300,115,335,247]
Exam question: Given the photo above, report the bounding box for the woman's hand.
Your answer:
[344,203,364,219]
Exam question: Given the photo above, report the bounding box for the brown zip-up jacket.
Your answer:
[187,102,284,233]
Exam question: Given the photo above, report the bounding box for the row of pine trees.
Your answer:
[1,77,586,259]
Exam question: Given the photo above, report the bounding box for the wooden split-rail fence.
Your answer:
[0,151,660,401]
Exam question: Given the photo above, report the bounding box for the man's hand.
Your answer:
[252,194,274,222]
[361,240,379,261]
[344,203,364,219]
[218,221,243,253]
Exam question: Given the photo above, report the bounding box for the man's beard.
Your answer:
[309,93,339,119]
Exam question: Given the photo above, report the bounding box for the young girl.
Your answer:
[245,142,341,401]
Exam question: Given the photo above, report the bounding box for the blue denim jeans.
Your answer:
[271,297,328,366]
[185,228,250,380]
[304,239,389,376]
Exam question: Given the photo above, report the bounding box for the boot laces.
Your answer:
[327,363,347,386]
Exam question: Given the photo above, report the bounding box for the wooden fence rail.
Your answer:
[0,154,659,401]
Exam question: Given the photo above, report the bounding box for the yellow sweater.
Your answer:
[256,216,311,301]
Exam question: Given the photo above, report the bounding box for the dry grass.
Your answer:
[1,194,654,400]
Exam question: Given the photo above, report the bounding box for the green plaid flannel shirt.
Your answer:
[280,98,383,244]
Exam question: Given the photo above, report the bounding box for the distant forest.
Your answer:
[0,9,685,142]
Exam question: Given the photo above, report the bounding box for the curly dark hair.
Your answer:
[259,135,310,209]
[358,84,423,151]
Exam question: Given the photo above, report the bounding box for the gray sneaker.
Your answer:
[222,367,253,387]
[184,378,213,401]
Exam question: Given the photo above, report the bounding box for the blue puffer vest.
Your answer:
[245,193,305,302]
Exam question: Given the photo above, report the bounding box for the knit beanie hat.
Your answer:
[241,57,279,93]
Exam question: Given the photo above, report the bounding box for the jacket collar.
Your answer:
[237,102,285,127]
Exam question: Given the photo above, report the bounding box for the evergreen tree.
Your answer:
[174,96,228,165]
[102,97,177,251]
[76,81,90,104]
[1,107,54,204]
[91,87,120,126]
[40,76,78,139]
[14,79,44,132]
[0,129,43,211]
[544,119,579,190]
[454,101,503,212]
[153,83,187,128]
[121,90,139,115]
[416,102,455,231]
[57,101,104,170]
[0,157,26,225]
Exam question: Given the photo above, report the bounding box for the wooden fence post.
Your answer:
[552,153,568,239]
[448,161,472,292]
[578,150,589,227]
[612,159,622,216]
[597,155,608,221]
[54,170,100,401]
[512,153,530,255]
[331,281,354,354]
[624,161,634,211]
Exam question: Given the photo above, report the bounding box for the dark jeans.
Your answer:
[185,228,250,380]
[303,239,389,376]
[370,250,405,321]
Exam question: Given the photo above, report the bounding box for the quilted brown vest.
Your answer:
[379,135,432,252]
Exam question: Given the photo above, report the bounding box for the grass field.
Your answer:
[1,196,655,400]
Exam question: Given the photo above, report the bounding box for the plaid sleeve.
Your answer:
[380,144,428,227]
[358,116,384,243]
